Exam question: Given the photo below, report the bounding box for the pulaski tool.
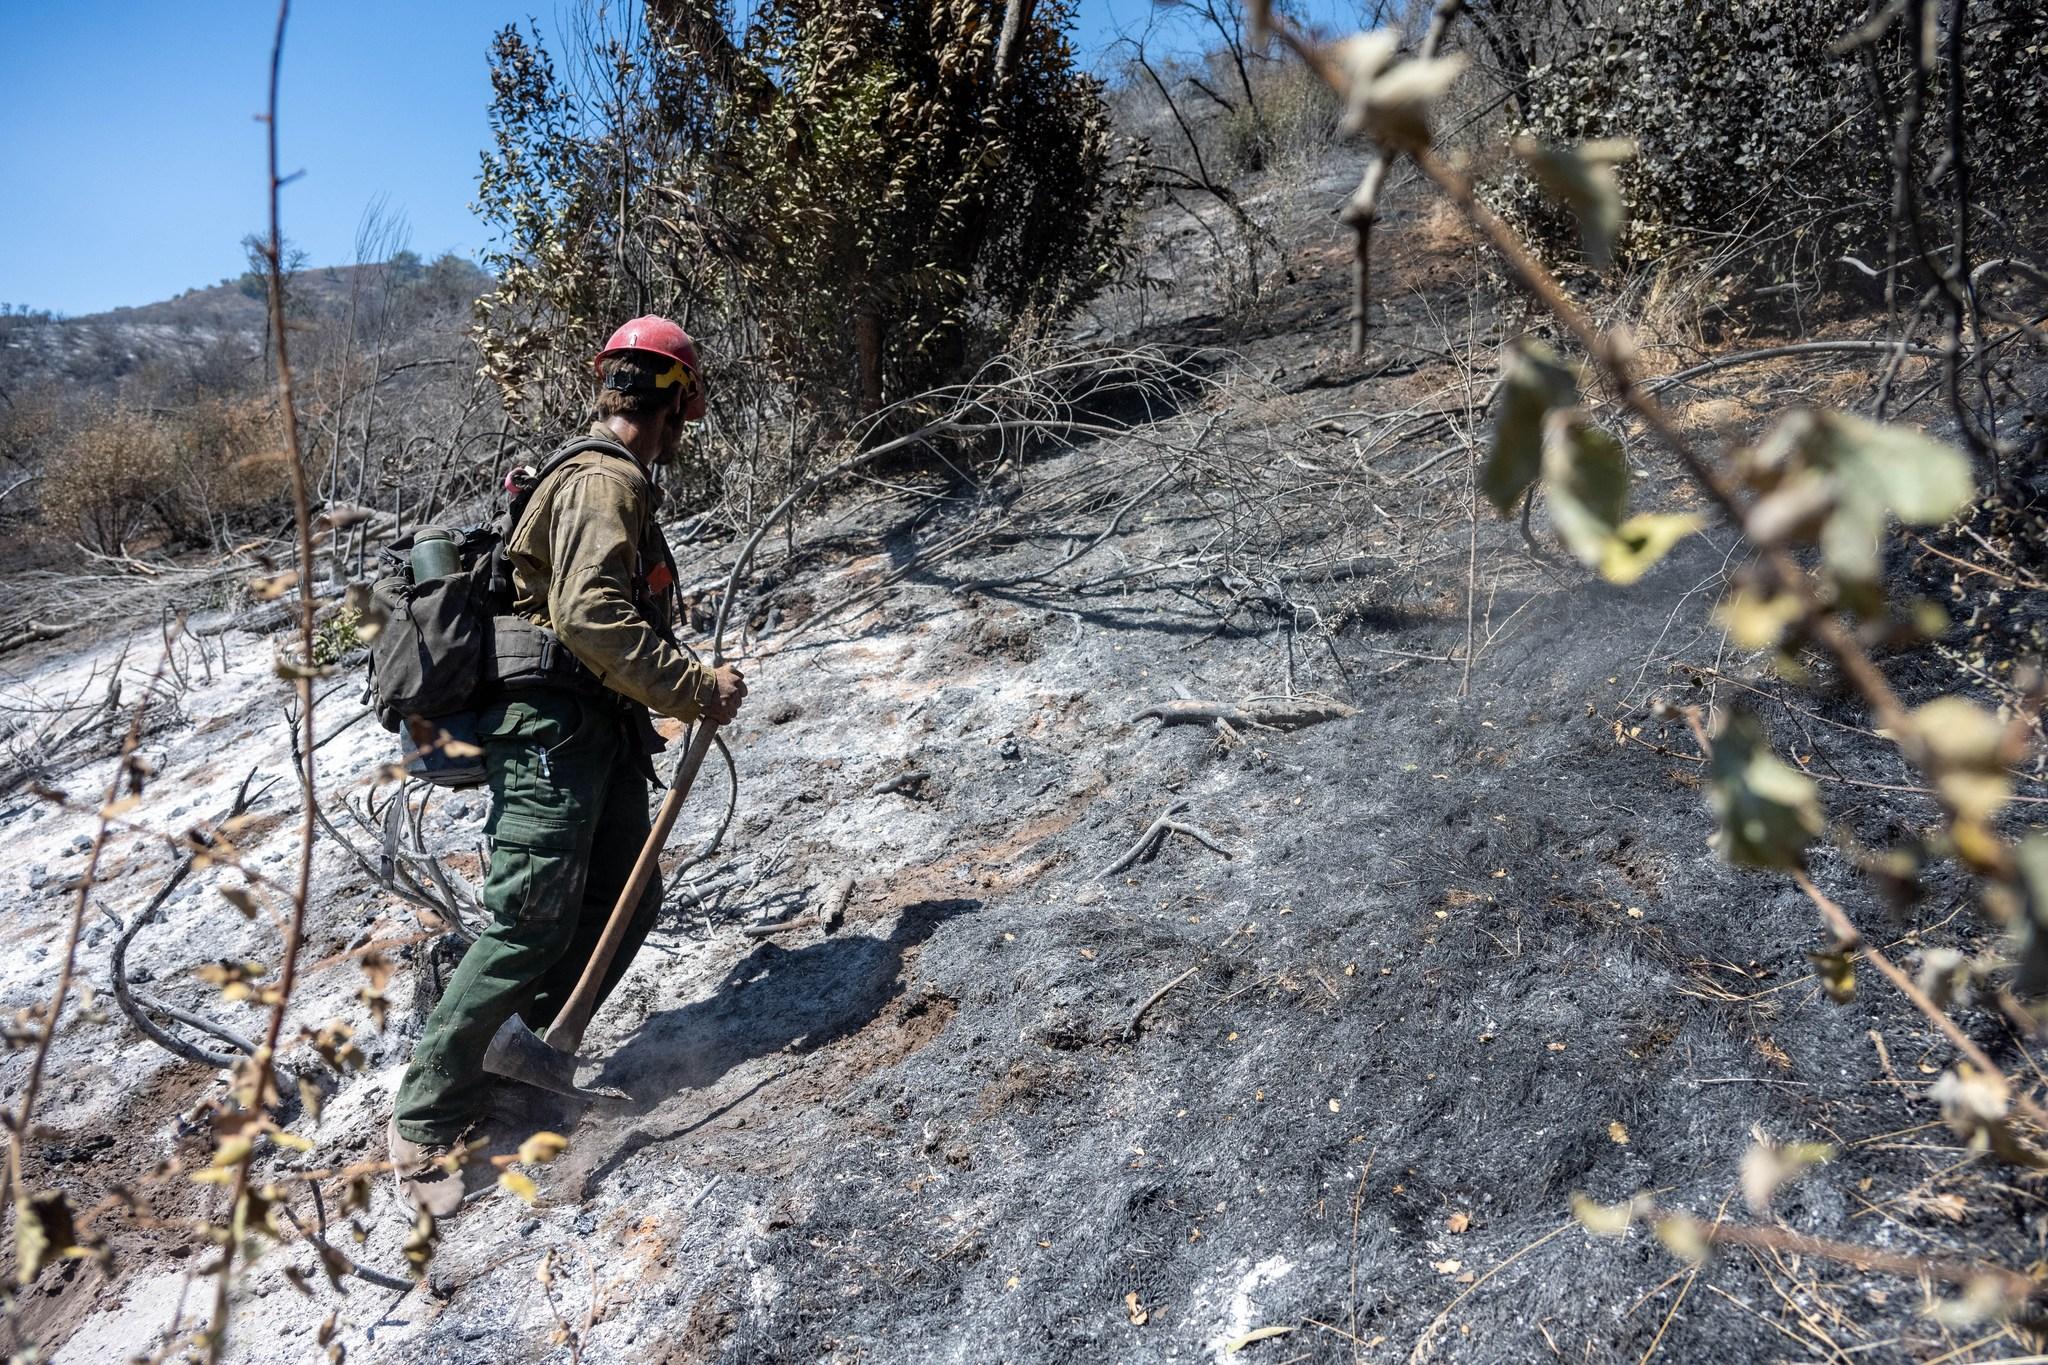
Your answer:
[483,719,721,1100]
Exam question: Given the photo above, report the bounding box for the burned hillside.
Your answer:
[1,3,2046,1363]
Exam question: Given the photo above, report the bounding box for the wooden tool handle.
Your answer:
[546,718,720,1053]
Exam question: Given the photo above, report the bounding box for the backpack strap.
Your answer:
[507,435,646,537]
[487,435,647,609]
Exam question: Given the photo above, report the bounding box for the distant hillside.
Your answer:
[0,253,489,400]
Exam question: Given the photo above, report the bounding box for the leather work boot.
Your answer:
[387,1118,466,1218]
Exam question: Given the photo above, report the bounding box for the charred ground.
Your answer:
[1,162,2044,1365]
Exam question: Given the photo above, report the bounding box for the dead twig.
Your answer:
[1406,1222,1574,1364]
[1793,869,2048,1133]
[1642,340,1947,396]
[1650,1203,2033,1300]
[684,1174,724,1212]
[1134,699,1357,732]
[1122,966,1199,1042]
[208,7,324,1354]
[870,769,930,797]
[307,758,474,936]
[1339,0,1465,353]
[104,769,278,1069]
[277,1202,414,1293]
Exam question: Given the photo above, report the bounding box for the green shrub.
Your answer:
[1480,0,2048,278]
[473,1,1140,447]
[313,608,362,665]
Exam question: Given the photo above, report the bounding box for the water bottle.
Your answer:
[410,527,460,583]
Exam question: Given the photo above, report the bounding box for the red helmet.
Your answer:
[593,315,705,421]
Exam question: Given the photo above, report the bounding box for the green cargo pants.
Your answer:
[393,688,659,1144]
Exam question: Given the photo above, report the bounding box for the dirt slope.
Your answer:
[1,179,2037,1364]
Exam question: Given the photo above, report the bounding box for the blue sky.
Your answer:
[0,1,1367,316]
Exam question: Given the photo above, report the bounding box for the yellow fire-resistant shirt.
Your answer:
[503,425,719,721]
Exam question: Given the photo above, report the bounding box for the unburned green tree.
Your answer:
[472,0,1139,479]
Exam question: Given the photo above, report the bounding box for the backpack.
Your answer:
[366,436,639,787]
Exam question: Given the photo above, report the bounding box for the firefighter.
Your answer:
[388,317,746,1215]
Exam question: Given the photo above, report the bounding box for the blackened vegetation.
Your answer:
[671,534,2036,1363]
[8,5,2048,1360]
[512,144,2043,1348]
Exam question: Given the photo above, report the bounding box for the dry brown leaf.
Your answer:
[1224,1324,1296,1353]
[1922,1192,1969,1222]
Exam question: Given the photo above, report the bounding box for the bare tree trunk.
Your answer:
[855,310,885,413]
[994,0,1037,84]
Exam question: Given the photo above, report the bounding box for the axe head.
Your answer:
[483,1016,629,1102]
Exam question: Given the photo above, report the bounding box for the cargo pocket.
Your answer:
[481,696,595,816]
[481,813,589,931]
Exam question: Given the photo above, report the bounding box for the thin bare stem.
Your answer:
[1791,869,2046,1128]
[1680,1210,2031,1298]
[1341,0,1465,354]
[207,2,322,1355]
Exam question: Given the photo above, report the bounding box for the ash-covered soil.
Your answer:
[3,176,2042,1365]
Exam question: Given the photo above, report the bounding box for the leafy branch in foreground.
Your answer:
[1251,0,2044,1311]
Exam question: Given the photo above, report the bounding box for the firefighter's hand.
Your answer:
[704,663,748,724]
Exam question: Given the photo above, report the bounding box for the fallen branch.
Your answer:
[1097,799,1188,879]
[0,619,77,657]
[1160,817,1235,860]
[1095,798,1236,879]
[743,876,854,939]
[1123,966,1199,1042]
[105,769,273,1072]
[1642,339,1947,396]
[870,768,930,797]
[1134,699,1358,732]
[821,874,854,932]
[740,915,820,939]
